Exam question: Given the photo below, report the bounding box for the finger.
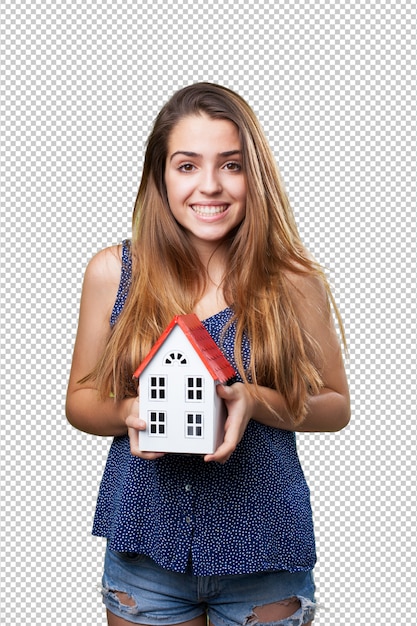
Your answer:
[128,426,140,455]
[125,416,146,430]
[137,451,166,460]
[204,440,236,464]
[128,426,165,460]
[205,411,244,463]
[216,384,234,401]
[204,428,238,462]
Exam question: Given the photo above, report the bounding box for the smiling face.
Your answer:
[164,114,247,258]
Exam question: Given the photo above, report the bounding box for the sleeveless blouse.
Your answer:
[92,240,316,576]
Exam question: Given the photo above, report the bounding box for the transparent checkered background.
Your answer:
[1,1,415,624]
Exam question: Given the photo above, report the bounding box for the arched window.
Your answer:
[164,351,188,365]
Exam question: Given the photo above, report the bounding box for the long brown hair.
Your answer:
[85,82,345,423]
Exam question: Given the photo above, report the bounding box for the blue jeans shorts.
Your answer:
[101,547,316,625]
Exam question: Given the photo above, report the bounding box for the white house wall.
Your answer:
[138,326,225,454]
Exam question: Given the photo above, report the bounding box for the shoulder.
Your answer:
[80,245,124,319]
[84,245,123,288]
[285,253,329,306]
[287,270,328,303]
[282,256,332,335]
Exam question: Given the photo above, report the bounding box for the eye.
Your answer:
[223,161,242,172]
[178,162,196,172]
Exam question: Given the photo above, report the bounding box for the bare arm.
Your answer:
[65,246,133,437]
[206,272,350,462]
[250,272,350,432]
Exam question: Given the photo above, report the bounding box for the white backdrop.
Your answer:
[1,1,415,624]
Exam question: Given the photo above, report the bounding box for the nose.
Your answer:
[199,168,222,194]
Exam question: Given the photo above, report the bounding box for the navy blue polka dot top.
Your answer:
[92,240,316,576]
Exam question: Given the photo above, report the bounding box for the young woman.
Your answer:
[66,83,350,626]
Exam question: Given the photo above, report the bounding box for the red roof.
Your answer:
[133,314,236,382]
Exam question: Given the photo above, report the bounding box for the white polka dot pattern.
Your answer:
[92,241,316,576]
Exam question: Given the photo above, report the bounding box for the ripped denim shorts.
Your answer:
[101,546,316,625]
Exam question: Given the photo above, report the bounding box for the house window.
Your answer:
[149,376,167,400]
[149,411,167,436]
[186,376,204,401]
[185,413,204,438]
[164,351,188,365]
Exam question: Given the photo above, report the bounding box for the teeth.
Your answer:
[191,204,228,216]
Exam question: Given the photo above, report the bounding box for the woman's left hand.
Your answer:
[204,383,254,464]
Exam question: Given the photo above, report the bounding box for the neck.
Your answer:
[195,238,228,271]
[192,244,229,319]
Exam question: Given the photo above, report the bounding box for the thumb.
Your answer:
[216,384,233,400]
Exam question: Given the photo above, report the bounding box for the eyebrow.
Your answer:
[169,150,242,161]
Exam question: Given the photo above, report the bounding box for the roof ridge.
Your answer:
[133,314,236,382]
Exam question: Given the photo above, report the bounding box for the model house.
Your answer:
[133,313,237,454]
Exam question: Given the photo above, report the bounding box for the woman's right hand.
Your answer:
[125,395,166,460]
